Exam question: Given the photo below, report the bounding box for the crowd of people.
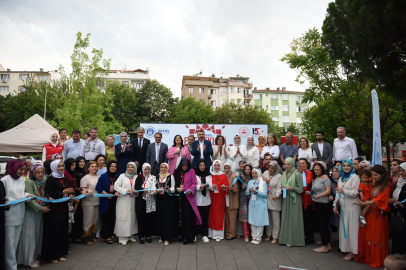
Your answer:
[1,126,406,269]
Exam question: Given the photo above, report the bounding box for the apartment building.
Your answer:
[0,64,61,96]
[107,68,150,89]
[181,74,253,107]
[253,87,311,132]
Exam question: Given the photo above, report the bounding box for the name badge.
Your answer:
[214,188,219,193]
[160,190,165,195]
[267,186,273,194]
[142,192,146,198]
[38,200,44,206]
[180,184,184,189]
[63,194,68,198]
[252,194,257,201]
[130,192,134,198]
[110,185,114,192]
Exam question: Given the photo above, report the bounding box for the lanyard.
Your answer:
[39,186,43,196]
[181,172,185,185]
[60,180,65,189]
[129,179,133,188]
[109,176,116,184]
[286,171,295,181]
[142,175,149,188]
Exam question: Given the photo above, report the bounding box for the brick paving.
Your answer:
[20,233,383,270]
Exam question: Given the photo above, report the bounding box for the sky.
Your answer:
[0,0,332,97]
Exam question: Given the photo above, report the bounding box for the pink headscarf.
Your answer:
[5,159,27,179]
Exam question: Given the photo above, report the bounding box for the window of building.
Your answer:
[282,94,289,100]
[254,94,262,99]
[271,94,278,99]
[259,105,262,109]
[283,105,289,111]
[136,83,142,89]
[272,117,279,121]
[0,86,9,92]
[283,116,289,122]
[231,99,235,103]
[222,88,227,94]
[296,106,306,112]
[123,81,129,86]
[19,86,26,92]
[222,99,226,104]
[189,87,194,93]
[38,76,47,82]
[199,88,204,93]
[296,95,303,103]
[211,101,216,106]
[297,118,302,124]
[131,83,135,88]
[237,87,242,93]
[271,106,278,110]
[20,74,28,80]
[211,89,216,95]
[1,74,10,81]
[231,87,235,93]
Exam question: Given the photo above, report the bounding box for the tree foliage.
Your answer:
[281,28,406,158]
[322,0,406,97]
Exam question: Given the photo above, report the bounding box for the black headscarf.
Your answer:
[176,157,192,172]
[107,160,118,179]
[195,159,211,196]
[64,158,76,178]
[75,156,86,175]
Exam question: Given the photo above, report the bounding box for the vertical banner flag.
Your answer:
[371,90,382,166]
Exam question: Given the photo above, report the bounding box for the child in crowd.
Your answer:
[384,254,406,270]
[359,169,372,225]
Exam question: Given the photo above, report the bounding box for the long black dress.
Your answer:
[154,174,177,242]
[0,181,6,270]
[70,169,85,241]
[42,175,70,260]
[391,184,406,254]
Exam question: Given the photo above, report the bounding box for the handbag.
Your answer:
[389,208,406,233]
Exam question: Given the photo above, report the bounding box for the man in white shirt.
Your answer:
[333,127,358,162]
[80,127,106,163]
[311,130,333,171]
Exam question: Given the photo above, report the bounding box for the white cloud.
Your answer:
[0,0,331,96]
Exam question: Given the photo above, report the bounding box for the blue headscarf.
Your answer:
[340,159,355,182]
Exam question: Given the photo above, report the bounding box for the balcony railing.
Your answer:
[244,94,252,99]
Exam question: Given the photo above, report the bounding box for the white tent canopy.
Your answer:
[0,114,58,152]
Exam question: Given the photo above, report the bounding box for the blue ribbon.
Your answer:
[283,187,287,198]
[394,199,406,206]
[339,193,347,238]
[302,171,307,187]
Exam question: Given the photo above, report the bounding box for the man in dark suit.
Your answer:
[131,127,150,175]
[311,130,333,171]
[146,132,168,176]
[191,130,213,170]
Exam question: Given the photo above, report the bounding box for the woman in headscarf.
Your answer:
[332,159,361,261]
[135,163,157,244]
[279,157,305,247]
[174,157,201,245]
[235,159,246,176]
[80,161,100,245]
[42,160,74,263]
[360,160,372,171]
[238,163,253,242]
[96,161,120,244]
[1,159,33,269]
[212,135,228,171]
[16,164,50,267]
[70,156,86,243]
[356,165,391,268]
[63,158,76,189]
[262,161,282,243]
[390,162,406,255]
[229,134,247,172]
[194,159,212,242]
[208,160,229,241]
[154,162,177,245]
[246,168,268,244]
[105,135,117,163]
[42,132,63,162]
[167,135,192,174]
[115,132,133,174]
[224,162,239,240]
[298,158,315,245]
[256,134,267,170]
[114,162,138,245]
[246,136,260,168]
[52,153,63,161]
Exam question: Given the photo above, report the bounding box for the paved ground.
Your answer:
[20,233,383,270]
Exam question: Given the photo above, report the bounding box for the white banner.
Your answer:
[140,123,269,147]
[371,90,382,165]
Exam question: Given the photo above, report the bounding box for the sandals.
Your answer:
[313,247,329,253]
[343,255,355,261]
[50,260,58,263]
[105,238,114,244]
[271,239,278,244]
[59,257,66,261]
[244,238,249,243]
[112,236,117,242]
[27,262,40,268]
[264,236,271,242]
[85,241,93,246]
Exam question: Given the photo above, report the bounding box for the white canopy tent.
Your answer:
[0,114,58,152]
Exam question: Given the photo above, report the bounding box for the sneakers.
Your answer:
[216,238,221,242]
[360,216,367,225]
[202,236,209,243]
[194,236,197,242]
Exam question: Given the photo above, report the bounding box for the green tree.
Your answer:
[164,96,214,123]
[322,0,406,97]
[135,79,179,123]
[281,28,405,159]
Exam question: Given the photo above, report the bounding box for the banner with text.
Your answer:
[140,123,269,146]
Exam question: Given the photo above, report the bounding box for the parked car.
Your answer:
[23,156,42,166]
[0,156,17,175]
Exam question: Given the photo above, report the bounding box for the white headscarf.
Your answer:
[224,162,232,177]
[234,134,241,147]
[119,132,128,145]
[360,160,372,170]
[50,160,64,179]
[246,136,255,151]
[253,168,264,194]
[142,163,151,177]
[211,160,224,175]
[393,163,406,200]
[49,132,59,146]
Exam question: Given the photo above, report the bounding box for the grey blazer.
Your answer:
[146,142,168,173]
[311,142,333,166]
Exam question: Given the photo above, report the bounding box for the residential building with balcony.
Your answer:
[106,68,150,89]
[253,87,312,133]
[0,64,61,96]
[181,74,253,107]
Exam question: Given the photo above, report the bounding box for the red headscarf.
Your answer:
[5,159,26,179]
